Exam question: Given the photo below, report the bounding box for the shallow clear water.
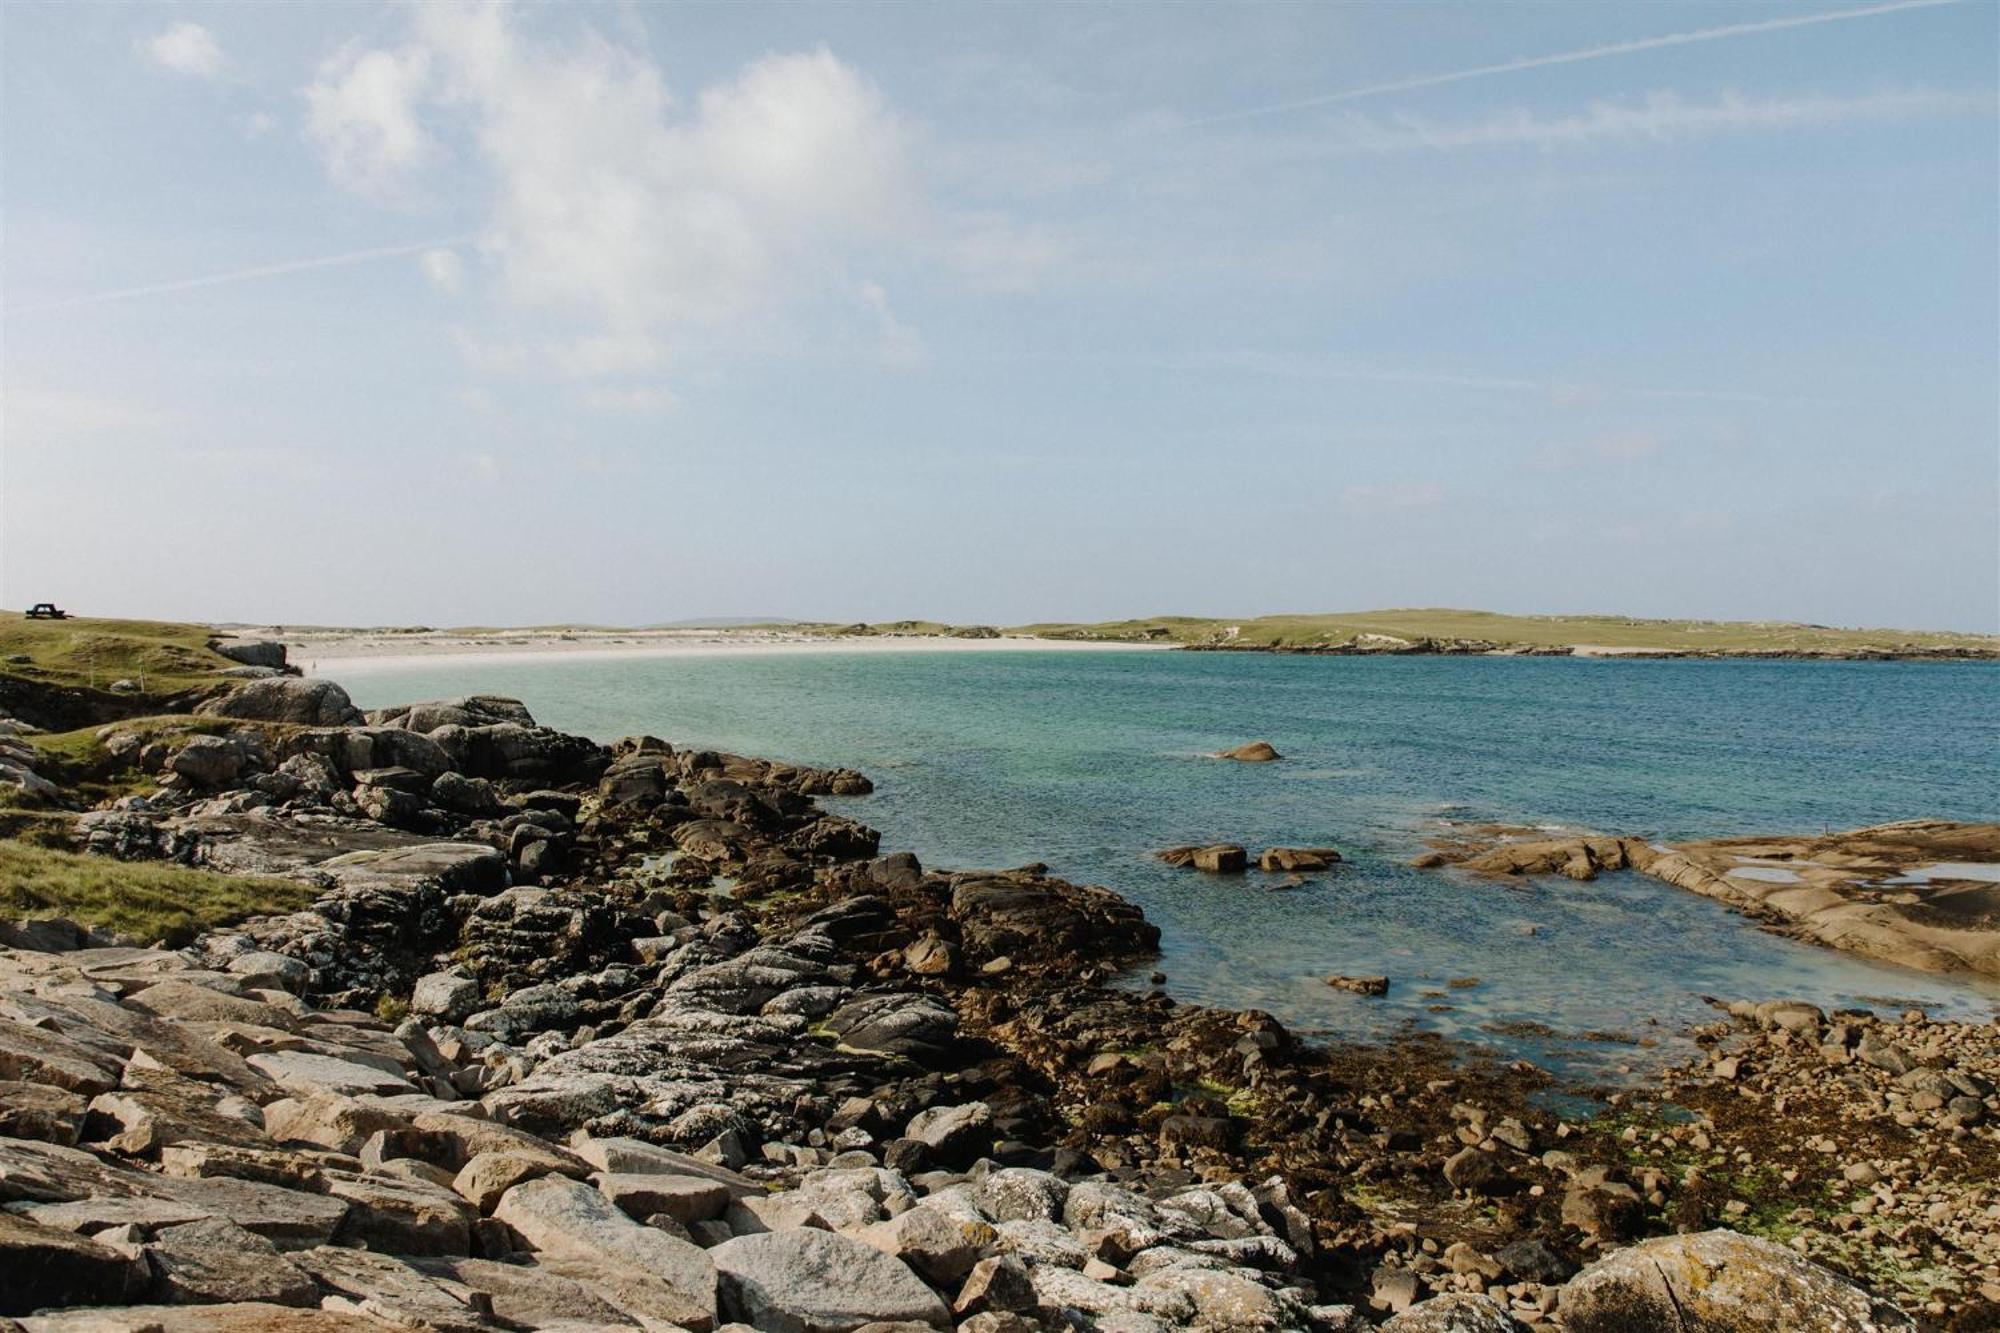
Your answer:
[340,651,2000,1076]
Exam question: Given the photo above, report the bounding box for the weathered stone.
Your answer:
[711,1228,950,1333]
[453,1150,564,1213]
[493,1175,717,1331]
[262,1093,406,1154]
[594,1172,732,1225]
[855,1202,997,1287]
[1380,1292,1520,1331]
[1219,741,1281,762]
[954,1254,1038,1316]
[326,1170,475,1255]
[245,1050,414,1098]
[291,1245,491,1333]
[1560,1229,1916,1332]
[198,678,364,727]
[0,1212,145,1315]
[145,1217,318,1307]
[903,1102,991,1162]
[0,1080,88,1145]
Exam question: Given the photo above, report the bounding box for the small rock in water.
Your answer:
[1326,974,1390,996]
[1218,740,1282,762]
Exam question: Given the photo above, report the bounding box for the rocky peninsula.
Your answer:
[0,625,1993,1330]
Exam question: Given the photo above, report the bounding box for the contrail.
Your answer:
[2,236,474,316]
[1189,0,1959,125]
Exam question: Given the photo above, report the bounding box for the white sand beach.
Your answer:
[268,628,1169,675]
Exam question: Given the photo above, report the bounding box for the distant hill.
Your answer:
[1004,609,1999,655]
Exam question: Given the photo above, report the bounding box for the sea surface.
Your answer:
[340,650,2000,1077]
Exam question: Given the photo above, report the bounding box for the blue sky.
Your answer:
[3,0,1995,629]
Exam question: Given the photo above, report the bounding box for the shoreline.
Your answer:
[280,630,1172,674]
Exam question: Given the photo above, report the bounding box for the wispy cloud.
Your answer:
[4,238,472,315]
[141,21,224,79]
[1210,351,1831,407]
[1320,88,1990,155]
[1191,0,1959,124]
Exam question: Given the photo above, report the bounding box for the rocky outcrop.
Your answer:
[1560,1229,1917,1331]
[197,677,364,727]
[210,639,289,670]
[1218,741,1282,762]
[1421,820,2000,978]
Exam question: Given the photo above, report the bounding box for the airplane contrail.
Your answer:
[2,236,475,316]
[1189,0,1960,125]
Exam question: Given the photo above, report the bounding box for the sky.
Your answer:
[2,0,1995,631]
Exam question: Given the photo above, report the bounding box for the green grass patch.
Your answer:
[1010,608,2000,654]
[0,842,315,946]
[0,616,239,693]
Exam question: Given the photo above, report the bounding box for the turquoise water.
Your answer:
[340,651,2000,1075]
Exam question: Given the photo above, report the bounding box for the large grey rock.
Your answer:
[213,639,288,669]
[1381,1292,1521,1331]
[145,1216,318,1306]
[1560,1229,1916,1332]
[198,677,364,726]
[167,735,250,788]
[0,1211,145,1315]
[411,971,481,1023]
[291,1245,492,1332]
[246,1049,415,1098]
[493,1175,717,1331]
[710,1228,951,1332]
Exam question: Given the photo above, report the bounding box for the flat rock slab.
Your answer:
[144,1217,318,1307]
[493,1174,717,1331]
[16,1303,395,1331]
[0,1211,145,1316]
[248,1049,416,1097]
[291,1245,494,1333]
[594,1171,732,1224]
[710,1228,951,1333]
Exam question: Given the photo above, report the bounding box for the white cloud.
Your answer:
[304,44,435,196]
[1319,89,1990,156]
[856,280,923,366]
[143,21,224,78]
[421,248,464,293]
[312,5,923,388]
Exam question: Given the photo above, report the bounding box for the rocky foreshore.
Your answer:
[1417,824,2000,979]
[0,660,1995,1330]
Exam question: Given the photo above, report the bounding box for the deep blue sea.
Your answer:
[339,649,2000,1075]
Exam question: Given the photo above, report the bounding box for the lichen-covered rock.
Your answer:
[711,1227,950,1332]
[1559,1229,1917,1332]
[1380,1292,1521,1331]
[198,677,364,726]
